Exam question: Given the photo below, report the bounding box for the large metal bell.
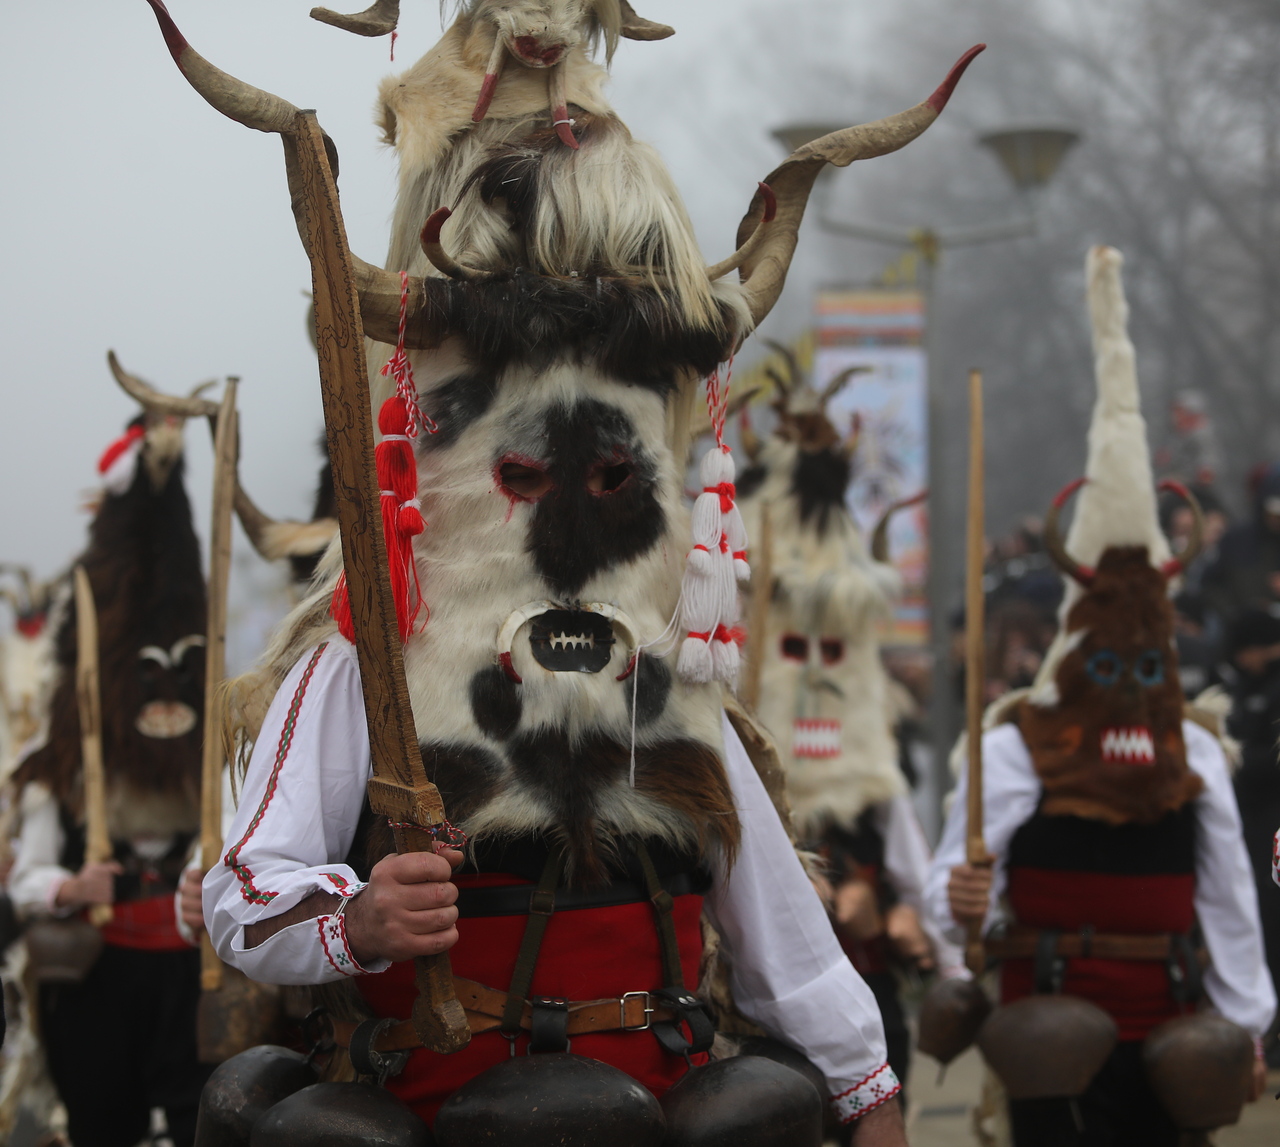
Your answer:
[195,1045,315,1147]
[1144,1014,1255,1131]
[434,1053,664,1146]
[916,977,991,1065]
[734,1038,834,1138]
[25,919,103,983]
[251,1082,432,1147]
[662,1055,823,1147]
[976,995,1117,1100]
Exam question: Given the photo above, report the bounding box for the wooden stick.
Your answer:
[741,501,773,713]
[289,112,469,1054]
[200,380,238,993]
[964,368,989,975]
[73,565,112,929]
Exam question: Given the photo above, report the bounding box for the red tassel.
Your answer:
[331,394,425,643]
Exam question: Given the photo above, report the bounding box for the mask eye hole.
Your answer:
[1134,649,1165,687]
[820,638,845,666]
[586,459,632,495]
[498,458,554,502]
[781,634,809,662]
[1086,649,1122,686]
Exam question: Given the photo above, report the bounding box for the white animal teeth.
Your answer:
[792,718,842,759]
[549,632,594,650]
[1100,726,1155,765]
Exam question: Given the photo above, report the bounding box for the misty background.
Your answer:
[2,0,1277,669]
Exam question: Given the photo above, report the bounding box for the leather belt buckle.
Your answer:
[620,991,654,1031]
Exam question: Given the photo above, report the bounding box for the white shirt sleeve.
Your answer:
[705,714,901,1125]
[923,723,1041,944]
[203,640,388,984]
[1185,721,1278,1038]
[7,782,74,919]
[878,794,966,977]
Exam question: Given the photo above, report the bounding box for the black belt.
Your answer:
[455,871,708,918]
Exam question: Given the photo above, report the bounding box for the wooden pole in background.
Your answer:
[742,502,773,713]
[74,565,112,929]
[964,368,990,976]
[200,379,238,992]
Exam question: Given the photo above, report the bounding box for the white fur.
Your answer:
[740,436,906,837]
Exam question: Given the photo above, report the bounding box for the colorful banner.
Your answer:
[813,290,929,645]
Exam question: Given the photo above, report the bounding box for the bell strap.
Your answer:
[330,977,683,1050]
[500,845,566,1038]
[986,926,1205,963]
[632,840,715,1058]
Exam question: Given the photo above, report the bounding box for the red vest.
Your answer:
[99,893,190,952]
[1001,806,1197,1041]
[355,870,707,1126]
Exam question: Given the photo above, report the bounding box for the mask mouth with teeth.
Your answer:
[498,601,638,682]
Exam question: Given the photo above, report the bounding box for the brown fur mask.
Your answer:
[1015,546,1201,825]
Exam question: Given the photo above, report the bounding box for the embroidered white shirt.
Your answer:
[923,720,1277,1039]
[204,638,899,1120]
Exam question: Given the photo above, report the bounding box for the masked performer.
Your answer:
[7,357,218,1147]
[737,346,962,1097]
[924,248,1275,1147]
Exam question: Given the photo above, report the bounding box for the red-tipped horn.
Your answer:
[1043,477,1096,587]
[1157,479,1205,580]
[736,45,985,328]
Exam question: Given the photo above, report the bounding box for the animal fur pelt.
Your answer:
[14,424,205,835]
[738,361,907,841]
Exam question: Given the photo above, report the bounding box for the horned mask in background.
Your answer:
[143,0,981,879]
[738,343,921,839]
[1015,247,1204,825]
[14,352,214,833]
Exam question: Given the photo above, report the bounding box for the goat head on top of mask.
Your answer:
[15,353,214,837]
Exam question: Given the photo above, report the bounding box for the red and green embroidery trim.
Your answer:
[226,643,328,905]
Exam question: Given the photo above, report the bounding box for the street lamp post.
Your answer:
[769,122,1078,838]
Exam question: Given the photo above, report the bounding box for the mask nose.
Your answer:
[513,34,564,65]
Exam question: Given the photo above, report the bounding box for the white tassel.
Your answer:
[678,443,748,684]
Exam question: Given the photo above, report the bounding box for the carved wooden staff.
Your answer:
[288,112,470,1054]
[73,565,113,928]
[964,368,990,975]
[200,379,238,993]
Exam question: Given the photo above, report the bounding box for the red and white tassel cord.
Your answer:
[677,359,748,684]
[331,272,436,643]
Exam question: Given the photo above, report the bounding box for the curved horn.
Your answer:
[821,364,871,406]
[1043,477,1096,587]
[870,489,927,563]
[740,408,761,463]
[420,208,494,283]
[737,44,984,327]
[618,1,675,40]
[310,0,399,36]
[706,184,777,281]
[1157,479,1205,580]
[763,340,803,393]
[144,1,300,134]
[107,352,221,419]
[233,481,278,559]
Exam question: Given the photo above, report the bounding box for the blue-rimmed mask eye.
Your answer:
[1134,649,1165,687]
[1086,649,1123,686]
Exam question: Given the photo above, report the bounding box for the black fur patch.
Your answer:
[411,274,735,394]
[419,741,504,823]
[526,399,666,595]
[16,448,206,809]
[792,449,852,537]
[420,370,501,452]
[469,666,523,741]
[624,654,671,729]
[735,463,768,501]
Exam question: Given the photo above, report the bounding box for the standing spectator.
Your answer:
[1223,607,1280,1064]
[1202,463,1280,630]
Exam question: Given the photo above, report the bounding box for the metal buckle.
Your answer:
[620,991,654,1031]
